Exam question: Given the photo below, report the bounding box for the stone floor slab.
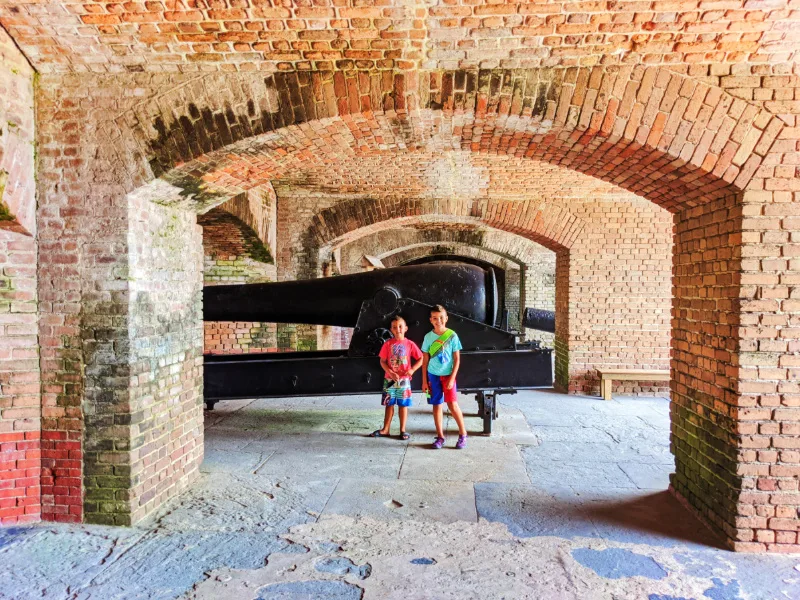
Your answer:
[618,462,673,490]
[399,437,530,483]
[571,489,723,549]
[490,406,541,445]
[205,428,269,452]
[200,449,270,474]
[523,440,673,466]
[149,472,337,533]
[321,478,478,523]
[257,448,405,480]
[0,524,146,600]
[74,530,299,600]
[522,453,639,490]
[531,424,616,444]
[248,396,334,411]
[189,516,800,600]
[475,482,600,539]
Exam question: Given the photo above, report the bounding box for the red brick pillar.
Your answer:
[123,194,205,525]
[671,194,744,544]
[727,190,800,551]
[0,232,40,524]
[0,27,40,525]
[553,250,570,391]
[672,189,800,552]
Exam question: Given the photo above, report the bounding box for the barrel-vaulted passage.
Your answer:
[203,263,499,328]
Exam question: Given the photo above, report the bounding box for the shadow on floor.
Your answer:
[579,490,725,549]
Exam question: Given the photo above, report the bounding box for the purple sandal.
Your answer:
[432,436,445,449]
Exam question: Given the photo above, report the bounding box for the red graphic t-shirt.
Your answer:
[378,338,423,378]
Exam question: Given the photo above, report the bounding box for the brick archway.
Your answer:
[30,63,797,551]
[309,208,579,257]
[378,243,555,345]
[325,221,557,342]
[89,67,779,212]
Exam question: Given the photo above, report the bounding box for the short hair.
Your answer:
[430,304,447,315]
[390,314,407,326]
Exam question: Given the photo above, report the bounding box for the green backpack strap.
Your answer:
[428,329,454,358]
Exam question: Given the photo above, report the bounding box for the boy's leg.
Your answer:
[398,406,408,433]
[447,401,468,437]
[432,404,445,438]
[380,405,395,435]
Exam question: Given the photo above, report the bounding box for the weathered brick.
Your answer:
[0,0,796,550]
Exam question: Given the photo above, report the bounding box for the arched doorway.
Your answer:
[34,67,791,551]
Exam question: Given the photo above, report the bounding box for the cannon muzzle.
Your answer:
[522,307,556,333]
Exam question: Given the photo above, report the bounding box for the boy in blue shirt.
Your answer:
[421,305,468,449]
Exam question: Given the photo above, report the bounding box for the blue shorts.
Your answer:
[427,373,457,405]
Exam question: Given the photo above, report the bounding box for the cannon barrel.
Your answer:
[204,263,499,327]
[522,308,556,333]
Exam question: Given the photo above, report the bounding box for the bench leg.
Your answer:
[601,378,613,401]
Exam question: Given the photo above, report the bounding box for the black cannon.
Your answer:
[204,263,554,434]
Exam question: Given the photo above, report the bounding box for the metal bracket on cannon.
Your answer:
[472,389,520,435]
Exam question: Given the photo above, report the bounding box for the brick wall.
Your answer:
[521,258,557,348]
[0,25,39,525]
[1,2,796,74]
[566,197,673,395]
[200,206,280,355]
[200,208,275,284]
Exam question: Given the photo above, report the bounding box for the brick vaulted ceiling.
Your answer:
[0,1,797,74]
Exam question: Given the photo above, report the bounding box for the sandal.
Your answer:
[400,431,410,441]
[369,430,388,438]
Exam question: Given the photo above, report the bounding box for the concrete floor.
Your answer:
[1,390,799,599]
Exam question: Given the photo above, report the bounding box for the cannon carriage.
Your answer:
[203,263,554,434]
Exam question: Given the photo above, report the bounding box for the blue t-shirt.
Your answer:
[422,329,462,376]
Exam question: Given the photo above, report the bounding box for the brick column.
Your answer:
[671,189,800,552]
[124,197,204,525]
[554,250,570,391]
[728,190,800,551]
[0,27,40,525]
[671,194,744,545]
[79,190,205,526]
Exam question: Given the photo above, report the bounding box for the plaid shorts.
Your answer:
[381,377,413,407]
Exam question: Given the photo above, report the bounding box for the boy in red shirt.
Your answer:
[369,315,423,441]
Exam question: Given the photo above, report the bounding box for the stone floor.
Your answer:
[1,389,799,599]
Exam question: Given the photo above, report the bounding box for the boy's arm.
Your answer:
[422,353,430,391]
[380,358,398,381]
[410,356,423,375]
[446,350,460,390]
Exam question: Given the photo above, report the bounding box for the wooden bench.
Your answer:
[597,369,670,401]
